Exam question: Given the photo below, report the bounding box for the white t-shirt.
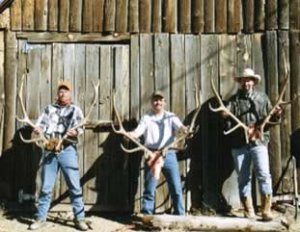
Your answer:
[133,111,183,150]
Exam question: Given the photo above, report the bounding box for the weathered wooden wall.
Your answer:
[0,31,299,213]
[9,0,300,34]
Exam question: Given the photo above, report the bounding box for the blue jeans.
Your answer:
[36,145,85,220]
[142,150,184,215]
[232,144,272,198]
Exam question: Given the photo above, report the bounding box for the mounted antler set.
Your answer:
[111,92,200,158]
[17,74,99,153]
[209,77,289,143]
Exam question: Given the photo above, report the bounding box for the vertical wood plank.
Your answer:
[22,0,35,31]
[139,0,151,32]
[179,0,191,33]
[130,35,142,212]
[35,0,47,31]
[113,46,130,210]
[278,0,289,29]
[154,34,170,108]
[227,0,241,33]
[10,0,22,31]
[290,32,300,130]
[242,0,254,33]
[0,32,4,154]
[254,0,265,31]
[278,31,292,193]
[153,0,162,32]
[184,35,201,211]
[200,35,219,208]
[116,0,128,32]
[252,33,266,91]
[4,31,17,150]
[129,0,139,32]
[219,35,237,99]
[171,36,186,210]
[69,0,82,32]
[163,0,177,33]
[215,0,227,33]
[266,0,278,30]
[97,46,112,208]
[73,44,86,188]
[204,0,215,33]
[59,0,70,32]
[290,0,300,30]
[219,34,239,208]
[139,34,154,114]
[236,34,251,74]
[192,0,204,33]
[84,45,100,204]
[104,0,116,32]
[93,0,105,32]
[266,31,281,190]
[48,0,58,31]
[82,0,93,32]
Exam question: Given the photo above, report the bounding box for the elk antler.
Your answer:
[111,92,153,159]
[259,77,289,137]
[16,74,49,148]
[54,81,100,151]
[209,77,250,143]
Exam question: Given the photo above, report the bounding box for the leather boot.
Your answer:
[240,196,256,219]
[261,194,273,221]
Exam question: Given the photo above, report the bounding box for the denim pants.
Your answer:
[36,145,85,220]
[142,150,184,215]
[232,144,272,198]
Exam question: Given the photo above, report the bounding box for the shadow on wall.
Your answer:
[0,126,41,204]
[186,97,234,215]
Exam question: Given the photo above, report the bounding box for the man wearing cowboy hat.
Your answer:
[223,68,282,221]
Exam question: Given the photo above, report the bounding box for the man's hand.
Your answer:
[33,126,43,134]
[66,128,78,137]
[273,106,283,116]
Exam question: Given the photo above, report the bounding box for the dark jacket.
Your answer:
[225,89,279,148]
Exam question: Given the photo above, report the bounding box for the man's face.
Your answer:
[239,77,256,92]
[57,87,71,102]
[151,97,166,113]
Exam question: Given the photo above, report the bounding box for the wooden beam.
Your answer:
[192,0,204,33]
[139,214,288,232]
[16,32,130,43]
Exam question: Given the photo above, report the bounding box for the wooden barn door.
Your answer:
[15,41,130,211]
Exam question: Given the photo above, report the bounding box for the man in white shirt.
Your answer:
[128,91,186,215]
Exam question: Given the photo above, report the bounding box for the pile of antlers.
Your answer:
[17,74,99,153]
[111,92,200,159]
[209,76,289,143]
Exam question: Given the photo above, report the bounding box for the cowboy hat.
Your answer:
[234,68,261,83]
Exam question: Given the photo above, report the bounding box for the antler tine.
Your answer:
[73,80,100,130]
[17,74,48,145]
[19,132,45,148]
[209,77,250,143]
[16,74,37,128]
[260,77,289,135]
[111,91,153,156]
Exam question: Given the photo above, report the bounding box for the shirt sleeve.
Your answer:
[35,106,50,132]
[73,106,84,135]
[132,115,148,138]
[172,114,184,131]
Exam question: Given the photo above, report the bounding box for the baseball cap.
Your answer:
[58,80,72,91]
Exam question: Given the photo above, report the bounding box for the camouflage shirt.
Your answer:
[36,103,84,141]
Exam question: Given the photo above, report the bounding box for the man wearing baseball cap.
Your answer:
[222,68,282,221]
[29,80,88,231]
[127,90,187,216]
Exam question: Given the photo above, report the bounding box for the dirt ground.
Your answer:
[1,206,300,232]
[0,211,137,232]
